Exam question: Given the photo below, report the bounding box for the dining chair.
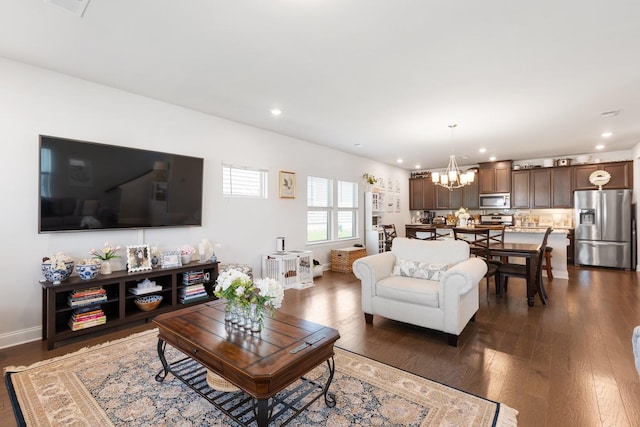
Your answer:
[414,226,437,241]
[382,224,398,251]
[452,227,502,295]
[497,227,553,305]
[485,224,507,263]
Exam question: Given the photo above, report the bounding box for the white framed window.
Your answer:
[307,176,358,243]
[222,163,268,198]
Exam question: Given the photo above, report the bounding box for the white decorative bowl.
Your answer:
[41,261,75,283]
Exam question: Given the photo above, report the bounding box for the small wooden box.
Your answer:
[331,247,367,273]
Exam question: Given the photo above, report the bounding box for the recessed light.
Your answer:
[489,156,496,161]
[270,108,282,116]
[397,158,403,163]
[479,148,487,153]
[415,164,421,169]
[354,143,363,147]
[595,144,605,150]
[601,132,613,138]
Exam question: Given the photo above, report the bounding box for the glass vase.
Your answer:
[224,300,235,322]
[249,304,264,333]
[235,304,247,328]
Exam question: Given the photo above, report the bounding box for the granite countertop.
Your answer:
[406,224,572,233]
[507,227,571,234]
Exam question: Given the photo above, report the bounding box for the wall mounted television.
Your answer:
[39,135,204,233]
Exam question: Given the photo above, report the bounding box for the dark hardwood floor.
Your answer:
[2,265,639,426]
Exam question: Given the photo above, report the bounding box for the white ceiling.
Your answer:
[2,0,639,170]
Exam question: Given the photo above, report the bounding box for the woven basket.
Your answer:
[206,370,239,392]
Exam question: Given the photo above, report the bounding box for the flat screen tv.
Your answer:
[39,135,204,233]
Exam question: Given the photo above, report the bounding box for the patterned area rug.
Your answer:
[5,329,517,426]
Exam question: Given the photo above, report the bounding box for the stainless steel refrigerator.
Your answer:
[574,189,633,269]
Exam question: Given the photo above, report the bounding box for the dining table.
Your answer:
[471,241,542,307]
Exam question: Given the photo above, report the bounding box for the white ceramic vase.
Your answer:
[99,261,112,275]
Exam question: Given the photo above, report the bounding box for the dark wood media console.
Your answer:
[41,261,218,350]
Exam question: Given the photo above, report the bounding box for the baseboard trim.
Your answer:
[0,326,41,350]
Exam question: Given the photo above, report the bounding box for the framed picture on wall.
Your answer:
[279,170,296,198]
[126,244,152,273]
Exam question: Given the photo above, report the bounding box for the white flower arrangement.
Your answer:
[455,207,470,221]
[214,269,252,301]
[254,277,285,310]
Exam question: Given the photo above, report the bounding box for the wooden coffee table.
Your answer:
[153,300,340,426]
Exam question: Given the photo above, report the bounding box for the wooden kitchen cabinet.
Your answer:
[435,185,451,209]
[423,179,436,209]
[479,161,512,193]
[433,180,475,210]
[409,177,425,210]
[463,178,479,209]
[511,170,530,208]
[573,161,633,190]
[530,169,551,208]
[409,177,436,210]
[551,167,572,207]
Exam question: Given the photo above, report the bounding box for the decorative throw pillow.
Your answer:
[392,258,454,281]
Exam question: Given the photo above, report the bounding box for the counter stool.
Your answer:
[542,246,553,279]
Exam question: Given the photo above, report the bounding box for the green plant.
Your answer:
[362,173,379,185]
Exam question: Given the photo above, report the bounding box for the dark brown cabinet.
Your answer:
[427,179,476,210]
[41,261,219,349]
[410,177,436,210]
[409,178,425,210]
[479,161,512,194]
[530,169,551,208]
[511,170,530,208]
[573,161,633,190]
[551,167,572,207]
[463,178,479,209]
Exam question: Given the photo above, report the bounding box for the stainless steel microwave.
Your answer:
[479,193,511,210]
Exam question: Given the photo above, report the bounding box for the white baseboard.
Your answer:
[0,326,41,350]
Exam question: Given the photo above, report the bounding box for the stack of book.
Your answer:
[68,306,106,331]
[179,283,208,304]
[67,287,107,331]
[68,287,107,308]
[180,270,208,304]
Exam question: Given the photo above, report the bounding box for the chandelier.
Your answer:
[431,124,475,190]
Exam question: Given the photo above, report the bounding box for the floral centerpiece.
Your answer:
[455,207,471,226]
[214,269,284,332]
[89,242,121,261]
[179,244,196,264]
[214,269,253,304]
[89,242,120,274]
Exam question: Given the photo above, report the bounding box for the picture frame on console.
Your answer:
[279,170,296,199]
[127,244,152,273]
[161,251,182,269]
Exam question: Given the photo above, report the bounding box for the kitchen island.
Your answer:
[405,224,570,279]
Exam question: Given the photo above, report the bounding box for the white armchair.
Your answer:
[352,237,487,346]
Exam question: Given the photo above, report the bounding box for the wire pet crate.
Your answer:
[261,250,313,290]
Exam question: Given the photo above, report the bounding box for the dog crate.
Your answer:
[261,250,313,290]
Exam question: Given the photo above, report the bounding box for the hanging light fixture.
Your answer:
[431,124,475,190]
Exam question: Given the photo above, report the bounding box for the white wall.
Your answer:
[0,57,410,348]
